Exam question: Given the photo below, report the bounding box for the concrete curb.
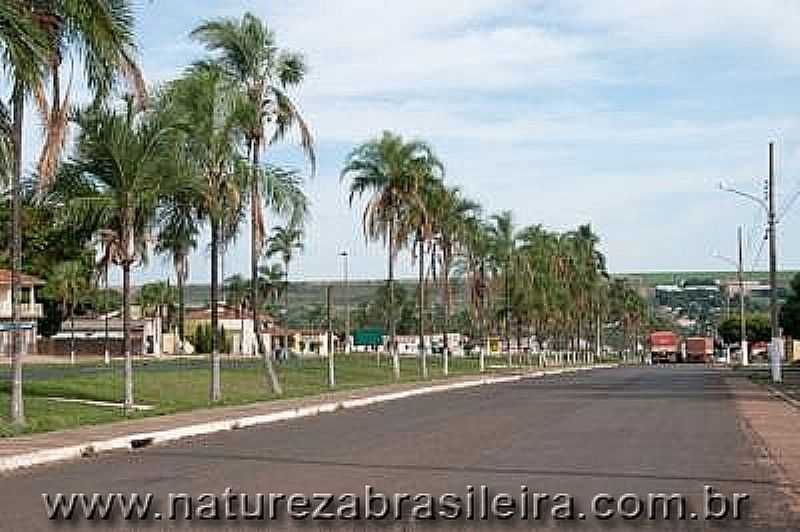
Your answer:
[0,364,617,473]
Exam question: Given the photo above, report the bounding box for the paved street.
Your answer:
[1,366,797,530]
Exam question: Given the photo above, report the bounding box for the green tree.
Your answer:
[58,100,176,412]
[427,185,481,373]
[780,273,800,340]
[267,223,305,357]
[1,0,48,426]
[156,176,200,354]
[163,64,249,401]
[44,260,90,364]
[721,314,772,344]
[192,12,316,394]
[342,131,442,380]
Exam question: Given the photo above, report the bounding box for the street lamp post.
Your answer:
[713,226,748,366]
[339,252,350,354]
[719,142,779,381]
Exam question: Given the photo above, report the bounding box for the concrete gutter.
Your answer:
[0,364,617,473]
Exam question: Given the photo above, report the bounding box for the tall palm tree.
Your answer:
[429,186,481,373]
[155,178,199,355]
[488,211,517,363]
[59,99,175,411]
[267,223,304,358]
[192,12,316,396]
[163,63,249,401]
[2,0,48,427]
[46,260,89,364]
[342,131,443,380]
[396,166,444,379]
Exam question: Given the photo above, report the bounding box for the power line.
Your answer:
[749,228,768,273]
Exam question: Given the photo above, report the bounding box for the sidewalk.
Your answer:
[0,365,613,473]
[726,374,800,510]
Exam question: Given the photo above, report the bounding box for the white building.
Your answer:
[0,269,44,357]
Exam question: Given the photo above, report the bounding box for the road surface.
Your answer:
[0,366,797,530]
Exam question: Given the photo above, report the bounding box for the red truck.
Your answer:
[685,337,713,363]
[649,331,681,363]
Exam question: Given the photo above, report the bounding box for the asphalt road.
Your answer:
[1,366,797,531]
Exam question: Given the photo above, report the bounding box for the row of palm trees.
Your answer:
[2,6,314,424]
[342,132,649,378]
[2,4,649,428]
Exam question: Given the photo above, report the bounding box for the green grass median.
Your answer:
[0,354,517,437]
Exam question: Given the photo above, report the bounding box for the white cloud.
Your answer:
[560,0,800,54]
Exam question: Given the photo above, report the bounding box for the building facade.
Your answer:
[0,270,44,357]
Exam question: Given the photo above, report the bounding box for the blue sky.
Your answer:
[24,1,800,283]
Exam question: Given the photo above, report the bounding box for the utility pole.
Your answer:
[719,143,781,379]
[327,285,335,388]
[738,226,748,366]
[768,142,782,383]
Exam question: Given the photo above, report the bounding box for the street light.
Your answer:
[712,226,748,366]
[339,251,350,354]
[718,142,780,382]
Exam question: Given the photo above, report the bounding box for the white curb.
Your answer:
[0,364,616,473]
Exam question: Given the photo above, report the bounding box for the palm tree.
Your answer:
[155,179,199,355]
[429,186,481,374]
[163,63,249,402]
[24,0,146,188]
[342,131,443,380]
[192,12,316,396]
[258,263,286,309]
[396,165,444,379]
[225,274,249,355]
[459,216,493,369]
[136,281,177,354]
[59,99,175,411]
[488,211,517,364]
[2,0,48,427]
[46,260,89,364]
[267,223,304,359]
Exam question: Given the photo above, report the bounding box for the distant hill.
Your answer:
[137,270,799,310]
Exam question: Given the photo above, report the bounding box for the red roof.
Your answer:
[0,269,45,286]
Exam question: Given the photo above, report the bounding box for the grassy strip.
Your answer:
[0,355,520,437]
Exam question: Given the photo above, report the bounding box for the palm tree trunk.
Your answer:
[251,137,282,395]
[9,81,24,425]
[70,304,75,365]
[177,258,185,355]
[283,260,289,361]
[388,218,399,381]
[122,260,134,412]
[505,266,511,367]
[210,218,221,402]
[418,235,427,379]
[441,250,451,377]
[104,262,110,364]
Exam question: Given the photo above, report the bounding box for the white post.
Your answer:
[770,338,783,384]
[443,335,449,377]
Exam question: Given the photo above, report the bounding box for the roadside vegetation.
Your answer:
[1,4,648,432]
[0,355,544,437]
